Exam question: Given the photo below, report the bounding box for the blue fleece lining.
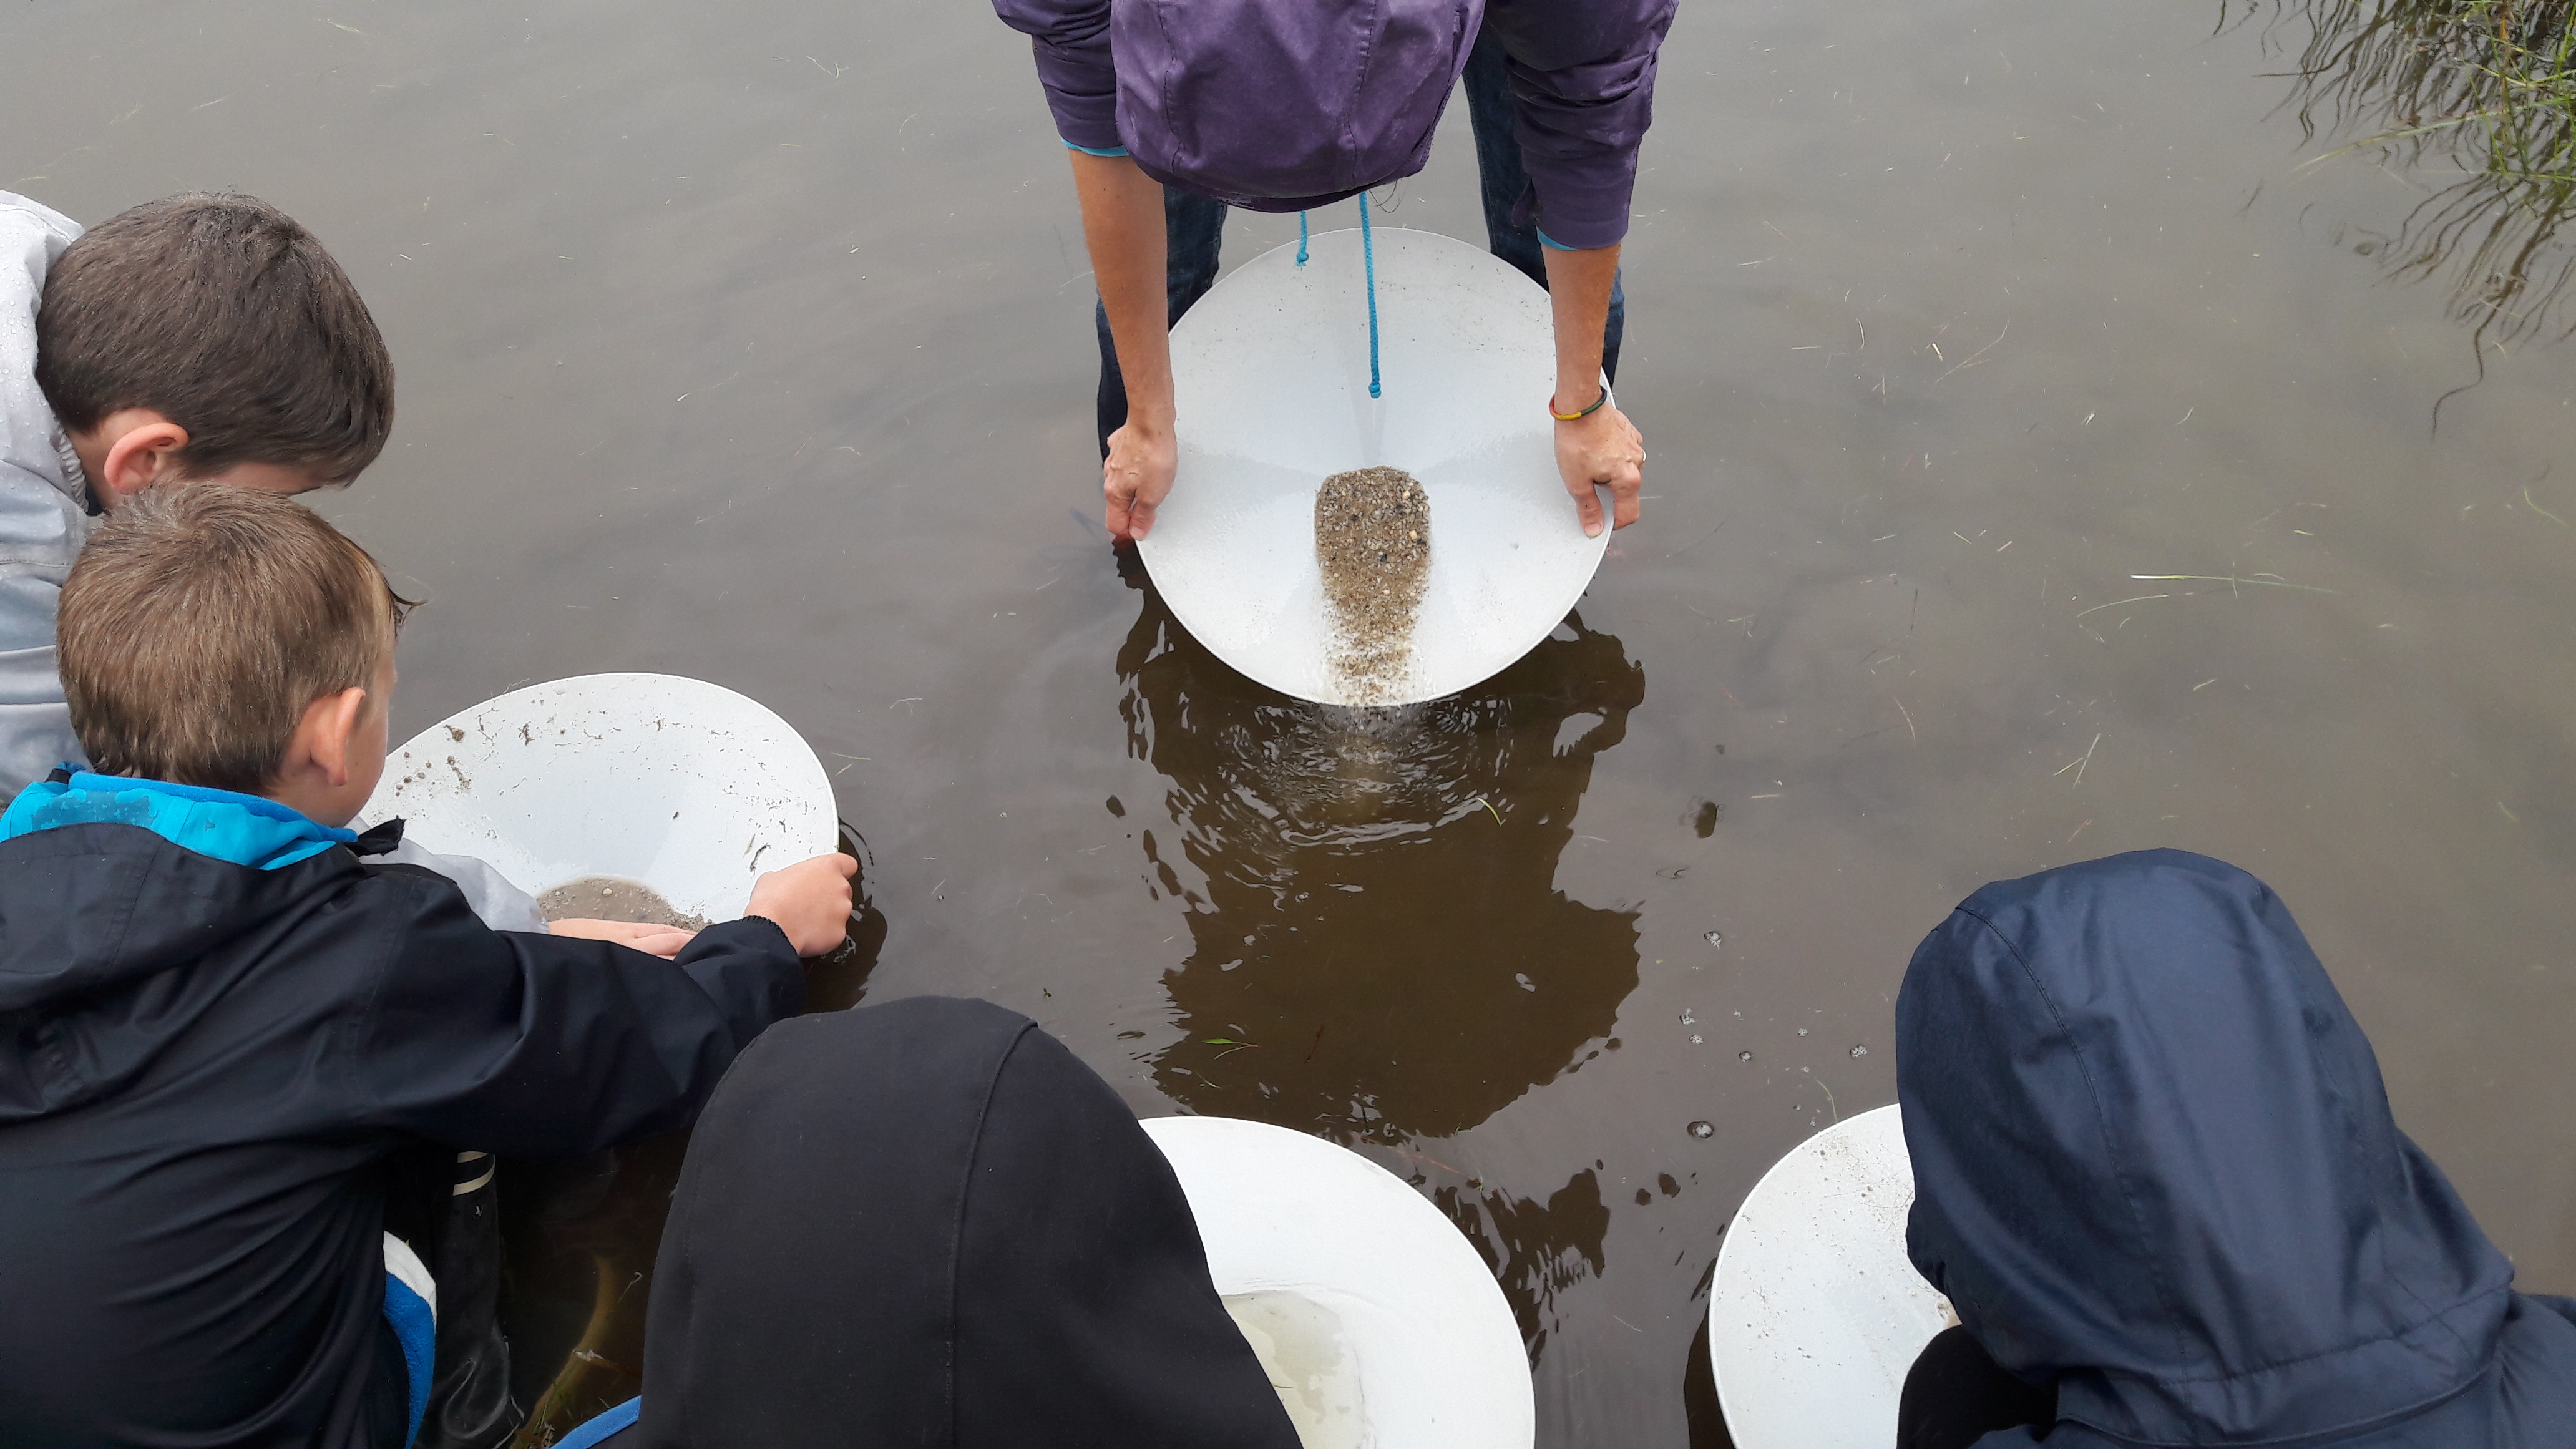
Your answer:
[382,1271,435,1445]
[555,1397,642,1447]
[1536,227,1573,251]
[1063,139,1130,157]
[0,773,356,869]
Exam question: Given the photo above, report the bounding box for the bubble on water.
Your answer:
[1704,930,1724,948]
[1850,1044,1868,1058]
[1797,1027,1809,1037]
[1679,1008,1695,1025]
[1737,1050,1754,1063]
[1689,1033,1704,1045]
[1687,1120,1716,1139]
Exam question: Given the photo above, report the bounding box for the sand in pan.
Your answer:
[1315,466,1431,701]
[539,876,710,932]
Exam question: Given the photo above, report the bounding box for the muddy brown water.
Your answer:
[11,1,2573,1442]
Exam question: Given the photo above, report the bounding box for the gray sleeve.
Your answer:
[365,833,550,934]
[0,193,90,803]
[0,490,89,801]
[0,628,85,801]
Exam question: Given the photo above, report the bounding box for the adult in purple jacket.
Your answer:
[995,0,1676,542]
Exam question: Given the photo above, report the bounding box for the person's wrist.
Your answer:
[1550,383,1606,421]
[737,912,798,952]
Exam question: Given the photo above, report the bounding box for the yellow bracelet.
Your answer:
[1550,390,1609,422]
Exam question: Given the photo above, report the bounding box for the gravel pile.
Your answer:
[1315,465,1431,701]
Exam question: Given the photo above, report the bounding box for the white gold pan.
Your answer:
[1708,1105,1958,1447]
[360,673,836,926]
[1141,1115,1535,1449]
[1140,227,1609,706]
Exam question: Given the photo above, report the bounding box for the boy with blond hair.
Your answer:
[0,485,855,1447]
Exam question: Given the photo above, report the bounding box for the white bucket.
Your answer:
[1707,1105,1956,1447]
[358,673,837,925]
[1138,227,1609,706]
[1139,1116,1534,1449]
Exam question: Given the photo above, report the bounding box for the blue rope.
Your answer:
[1359,196,1381,399]
[1296,211,1308,266]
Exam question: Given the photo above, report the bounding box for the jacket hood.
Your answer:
[0,774,356,1017]
[1896,850,2515,1445]
[635,996,1299,1448]
[1115,0,1479,210]
[2,773,356,868]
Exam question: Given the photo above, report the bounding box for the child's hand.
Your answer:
[549,918,699,959]
[743,853,858,957]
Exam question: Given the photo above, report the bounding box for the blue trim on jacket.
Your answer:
[381,1271,434,1445]
[556,1397,641,1447]
[0,771,358,869]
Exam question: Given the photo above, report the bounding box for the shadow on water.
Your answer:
[1433,1169,1613,1366]
[1111,554,1648,1365]
[496,826,887,1442]
[1113,554,1647,1144]
[2247,0,2576,346]
[1684,1312,1740,1449]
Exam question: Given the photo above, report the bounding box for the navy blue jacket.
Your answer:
[1897,850,2576,1447]
[0,796,803,1447]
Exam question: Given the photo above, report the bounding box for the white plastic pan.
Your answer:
[1138,227,1609,706]
[1140,1115,1534,1449]
[1707,1104,1958,1447]
[358,673,837,924]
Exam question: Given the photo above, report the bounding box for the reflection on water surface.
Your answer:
[2258,0,2576,343]
[1120,569,1645,1143]
[498,835,883,1440]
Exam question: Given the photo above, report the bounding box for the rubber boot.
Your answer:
[416,1149,524,1449]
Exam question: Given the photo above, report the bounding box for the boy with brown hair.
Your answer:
[0,485,856,1448]
[1,188,391,799]
[4,189,649,952]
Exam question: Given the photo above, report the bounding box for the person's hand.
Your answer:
[742,852,859,957]
[1105,413,1177,540]
[549,917,697,959]
[1554,400,1645,537]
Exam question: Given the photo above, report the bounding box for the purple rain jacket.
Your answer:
[992,0,1677,250]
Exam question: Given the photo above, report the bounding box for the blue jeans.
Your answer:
[1095,23,1627,452]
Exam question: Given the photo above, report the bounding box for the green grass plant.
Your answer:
[2247,0,2576,340]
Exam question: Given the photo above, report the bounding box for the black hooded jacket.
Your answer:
[0,820,803,1447]
[613,995,1301,1448]
[1897,850,2576,1447]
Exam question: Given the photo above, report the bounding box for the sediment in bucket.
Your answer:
[1315,464,1432,700]
[538,876,710,931]
[1223,1290,1367,1449]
